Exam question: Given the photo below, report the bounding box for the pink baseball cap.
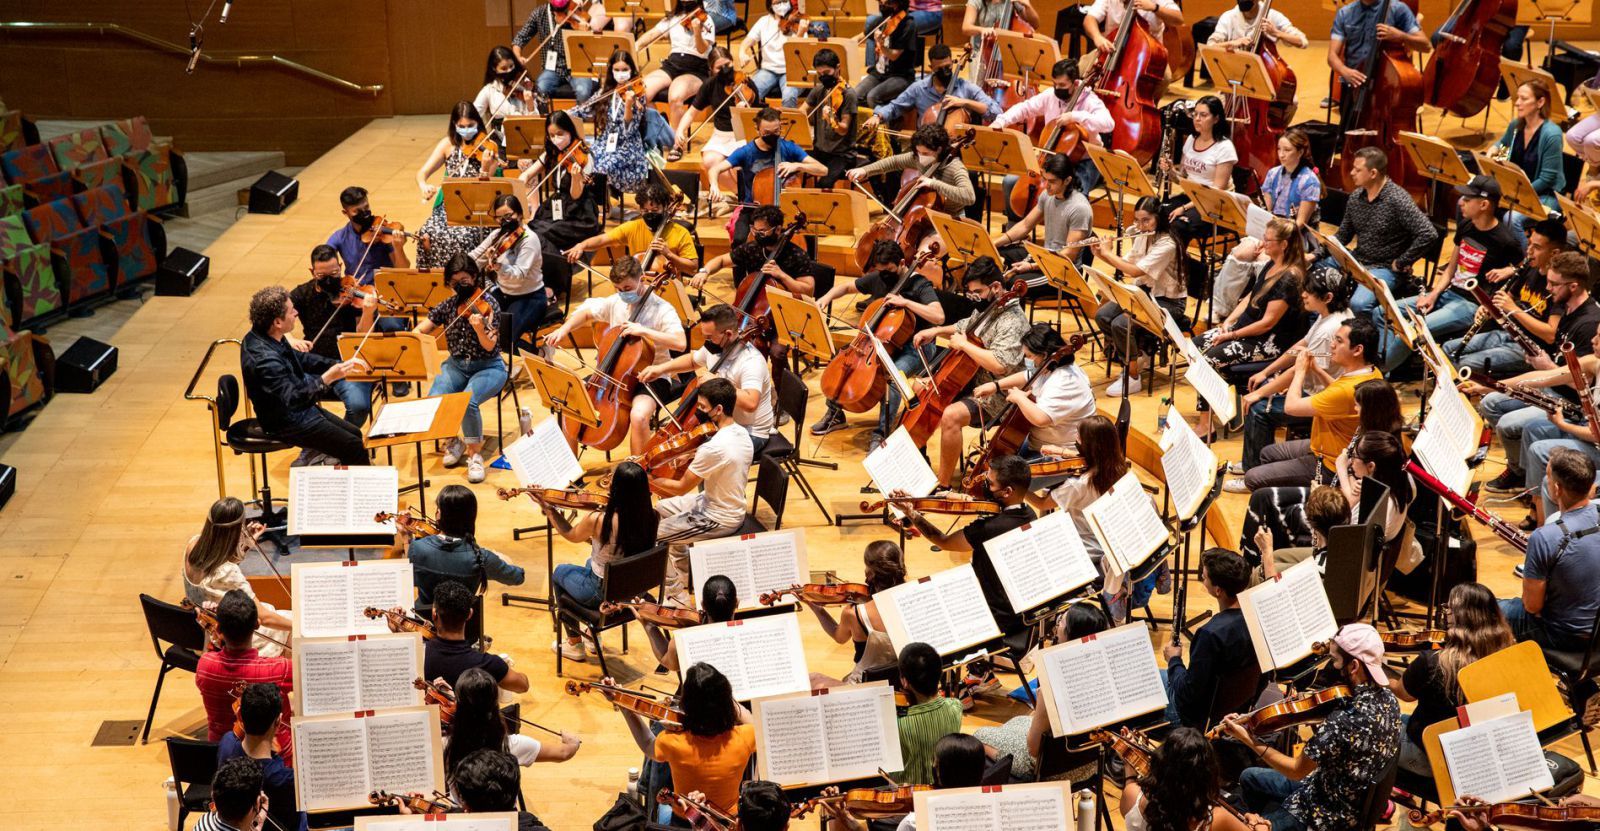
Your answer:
[1331,622,1388,686]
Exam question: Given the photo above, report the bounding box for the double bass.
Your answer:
[1088,9,1166,164]
[961,337,1087,495]
[821,245,943,413]
[1337,0,1425,199]
[1421,0,1519,118]
[897,279,1029,445]
[1225,0,1298,190]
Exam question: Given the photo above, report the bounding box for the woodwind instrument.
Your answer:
[1462,278,1546,360]
[1405,460,1529,552]
[1458,367,1583,422]
[1561,340,1600,445]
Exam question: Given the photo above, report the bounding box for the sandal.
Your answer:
[665,148,684,162]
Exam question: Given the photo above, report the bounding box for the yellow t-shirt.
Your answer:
[652,723,757,815]
[611,217,698,263]
[1309,367,1384,469]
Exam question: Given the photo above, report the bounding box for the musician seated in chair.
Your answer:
[241,285,371,467]
[1123,728,1267,831]
[648,575,740,674]
[876,734,989,831]
[862,44,1002,137]
[804,541,907,690]
[1327,0,1429,117]
[798,50,862,189]
[1445,214,1567,381]
[218,683,306,831]
[846,124,977,237]
[889,643,966,786]
[969,323,1096,463]
[673,47,762,215]
[1223,623,1401,831]
[1163,548,1263,731]
[195,591,295,761]
[421,579,531,694]
[413,254,506,483]
[199,758,271,831]
[399,748,553,828]
[543,255,689,456]
[1501,449,1600,657]
[564,181,701,275]
[545,461,659,664]
[991,58,1108,215]
[1083,0,1183,59]
[1091,196,1188,398]
[640,303,778,454]
[326,185,411,285]
[650,378,754,606]
[687,204,817,302]
[469,194,549,356]
[1325,148,1438,317]
[704,106,828,244]
[286,245,379,432]
[992,154,1096,287]
[403,485,527,618]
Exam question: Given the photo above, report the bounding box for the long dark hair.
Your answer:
[542,109,585,171]
[931,734,987,789]
[1134,196,1175,248]
[1138,727,1224,831]
[1352,430,1415,510]
[436,485,479,542]
[680,662,739,737]
[1354,379,1403,439]
[483,45,519,87]
[595,48,640,136]
[444,669,508,782]
[1076,414,1128,496]
[1193,95,1230,141]
[600,462,658,556]
[448,101,489,149]
[863,541,906,593]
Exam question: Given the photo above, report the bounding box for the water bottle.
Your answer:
[1075,788,1096,831]
[498,653,516,706]
[626,767,641,801]
[164,776,180,831]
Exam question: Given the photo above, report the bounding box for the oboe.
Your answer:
[1458,367,1583,422]
[1462,278,1546,361]
[1560,340,1600,445]
[1405,460,1529,553]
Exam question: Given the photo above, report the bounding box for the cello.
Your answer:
[1088,9,1166,165]
[730,212,809,351]
[854,131,976,271]
[961,337,1086,495]
[1006,80,1100,217]
[897,279,1029,445]
[821,245,944,413]
[626,325,763,485]
[1421,0,1518,118]
[1337,0,1425,199]
[1225,0,1298,191]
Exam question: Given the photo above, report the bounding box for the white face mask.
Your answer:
[552,134,572,149]
[613,68,633,83]
[773,1,792,14]
[916,152,937,168]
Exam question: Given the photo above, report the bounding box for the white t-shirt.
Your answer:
[578,293,682,366]
[1207,7,1305,45]
[741,15,790,76]
[473,82,536,126]
[1302,310,1353,394]
[1180,136,1239,187]
[1085,0,1179,39]
[508,733,542,765]
[692,342,775,438]
[1028,363,1096,446]
[1049,474,1106,561]
[654,14,716,57]
[689,422,754,526]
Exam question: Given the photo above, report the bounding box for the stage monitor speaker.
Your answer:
[155,247,211,296]
[0,464,13,511]
[248,171,299,214]
[56,337,118,394]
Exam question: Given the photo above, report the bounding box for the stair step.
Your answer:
[178,165,304,219]
[183,151,287,192]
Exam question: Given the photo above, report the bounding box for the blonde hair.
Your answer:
[187,497,248,577]
[1438,582,1515,701]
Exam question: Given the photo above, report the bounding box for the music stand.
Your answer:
[338,332,433,384]
[989,30,1059,86]
[1499,58,1569,118]
[956,124,1040,225]
[1024,241,1102,331]
[1199,45,1277,113]
[1556,196,1600,257]
[732,106,813,145]
[374,268,450,326]
[1177,179,1250,236]
[767,287,835,363]
[783,38,865,88]
[443,178,519,226]
[1313,228,1418,349]
[777,187,871,237]
[363,391,470,508]
[502,116,548,161]
[1515,0,1591,59]
[564,32,637,79]
[928,209,1004,274]
[1475,151,1549,221]
[810,0,869,35]
[1398,131,1474,188]
[523,355,600,433]
[1087,146,1157,253]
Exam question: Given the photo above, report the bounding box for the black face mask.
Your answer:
[353,210,376,232]
[1237,0,1255,10]
[695,407,714,421]
[1054,86,1075,102]
[703,339,725,355]
[642,211,666,230]
[317,274,343,293]
[499,69,520,84]
[757,132,779,148]
[756,231,780,247]
[818,73,839,88]
[453,281,477,300]
[499,217,521,233]
[717,66,735,82]
[933,67,953,86]
[977,481,999,502]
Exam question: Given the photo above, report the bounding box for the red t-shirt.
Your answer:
[195,647,295,765]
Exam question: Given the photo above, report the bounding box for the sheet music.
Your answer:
[1083,472,1168,576]
[1238,558,1339,670]
[983,510,1099,613]
[1438,710,1554,803]
[1414,427,1472,499]
[288,466,399,537]
[294,717,371,811]
[869,330,916,403]
[1037,621,1168,736]
[1183,356,1238,425]
[1425,380,1481,461]
[672,614,810,701]
[295,634,424,717]
[863,427,938,518]
[754,683,902,786]
[689,528,808,609]
[916,783,1071,831]
[1161,412,1219,521]
[504,417,583,488]
[292,561,414,638]
[357,635,425,711]
[877,564,1002,656]
[365,710,439,798]
[1244,200,1273,240]
[368,397,442,438]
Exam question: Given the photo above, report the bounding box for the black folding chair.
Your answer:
[140,594,208,744]
[165,737,220,829]
[553,544,669,679]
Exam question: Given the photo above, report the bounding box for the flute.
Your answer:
[1405,460,1529,553]
[1458,367,1584,421]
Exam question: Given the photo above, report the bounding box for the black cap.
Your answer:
[1455,174,1501,202]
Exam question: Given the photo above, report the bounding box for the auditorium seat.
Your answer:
[1,144,73,206]
[0,109,34,154]
[98,116,185,213]
[74,183,166,288]
[0,310,50,424]
[0,180,22,218]
[0,214,63,326]
[22,197,112,306]
[46,127,110,174]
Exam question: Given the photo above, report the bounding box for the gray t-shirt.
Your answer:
[1041,190,1094,252]
[1527,502,1600,639]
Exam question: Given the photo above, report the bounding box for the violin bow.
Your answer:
[529,139,592,195]
[849,178,903,222]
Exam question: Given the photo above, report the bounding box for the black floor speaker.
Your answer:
[248,170,299,214]
[0,464,13,511]
[56,337,118,393]
[155,247,210,296]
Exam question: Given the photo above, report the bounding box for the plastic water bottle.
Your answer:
[626,767,641,801]
[164,776,180,831]
[1075,788,1096,831]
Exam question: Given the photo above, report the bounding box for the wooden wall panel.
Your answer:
[385,0,513,115]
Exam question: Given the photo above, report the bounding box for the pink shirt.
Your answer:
[992,87,1114,137]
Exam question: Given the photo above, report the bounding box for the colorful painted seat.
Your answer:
[0,214,62,326]
[0,143,55,182]
[71,156,123,193]
[0,110,34,154]
[0,182,22,218]
[0,312,50,423]
[74,184,164,287]
[22,198,111,306]
[46,127,109,173]
[98,117,184,212]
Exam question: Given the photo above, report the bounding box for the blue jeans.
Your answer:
[749,70,803,108]
[1447,328,1531,376]
[536,69,597,102]
[429,356,508,443]
[1238,767,1308,831]
[878,342,939,439]
[1500,597,1592,653]
[500,288,548,353]
[863,9,942,64]
[553,562,603,638]
[709,5,738,33]
[1343,263,1397,317]
[332,379,374,428]
[1243,394,1307,470]
[1495,401,1547,471]
[1375,289,1477,372]
[1522,414,1600,516]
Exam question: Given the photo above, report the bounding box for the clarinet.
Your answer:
[1560,340,1600,445]
[1458,367,1584,422]
[1462,278,1547,361]
[1405,460,1529,553]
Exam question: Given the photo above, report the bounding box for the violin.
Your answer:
[860,496,1004,517]
[564,680,685,730]
[679,6,709,30]
[1409,801,1600,829]
[758,582,874,607]
[1207,685,1353,740]
[439,285,500,343]
[480,223,527,273]
[496,486,610,512]
[873,10,907,44]
[375,509,441,537]
[961,337,1086,496]
[657,788,734,831]
[1336,0,1425,199]
[1311,629,1446,654]
[598,598,707,628]
[335,275,404,314]
[1095,726,1261,829]
[898,279,1028,446]
[791,785,929,819]
[370,790,457,814]
[1224,0,1297,193]
[1086,9,1165,164]
[182,597,224,650]
[363,606,438,639]
[414,677,458,726]
[467,134,504,174]
[1029,454,1087,478]
[1422,0,1518,118]
[359,215,424,247]
[777,7,809,35]
[634,421,722,493]
[821,245,944,413]
[853,130,975,272]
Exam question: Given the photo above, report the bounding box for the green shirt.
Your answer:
[895,697,964,785]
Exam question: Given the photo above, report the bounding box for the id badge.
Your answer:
[606,132,619,152]
[546,51,559,72]
[552,198,565,221]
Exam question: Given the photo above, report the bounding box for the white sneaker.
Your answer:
[1227,461,1245,476]
[1106,374,1142,396]
[441,437,466,468]
[466,454,486,483]
[551,640,587,662]
[1223,479,1251,495]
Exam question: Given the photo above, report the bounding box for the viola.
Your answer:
[1336,0,1425,199]
[730,212,808,348]
[758,582,874,607]
[1225,0,1298,192]
[1207,685,1353,740]
[598,598,707,628]
[1312,629,1446,654]
[1422,0,1518,118]
[370,790,457,814]
[961,337,1087,496]
[777,7,809,35]
[1095,726,1260,829]
[657,788,734,831]
[898,279,1028,445]
[363,606,437,639]
[481,223,527,272]
[854,131,976,271]
[414,677,458,726]
[335,275,404,314]
[564,679,685,730]
[1088,11,1166,164]
[860,496,1004,526]
[1029,454,1087,478]
[438,285,500,345]
[359,215,424,247]
[496,486,609,512]
[182,598,224,650]
[822,245,944,413]
[375,509,441,537]
[1409,801,1600,829]
[791,785,930,819]
[562,262,678,451]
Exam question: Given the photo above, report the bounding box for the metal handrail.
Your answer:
[185,337,244,499]
[0,21,384,96]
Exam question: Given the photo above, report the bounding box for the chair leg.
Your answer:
[142,663,170,744]
[622,620,629,654]
[592,623,613,679]
[1582,720,1597,773]
[783,459,834,524]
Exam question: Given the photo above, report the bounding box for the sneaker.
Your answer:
[1106,374,1142,396]
[1519,513,1537,532]
[963,669,1001,696]
[1226,461,1245,476]
[1513,562,1526,578]
[866,432,885,453]
[1155,562,1173,595]
[518,406,534,436]
[810,407,847,436]
[390,382,412,398]
[1223,479,1252,495]
[551,640,587,662]
[441,437,466,468]
[466,454,486,483]
[1485,467,1525,493]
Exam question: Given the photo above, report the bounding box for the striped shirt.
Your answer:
[895,697,964,785]
[196,647,295,764]
[195,813,244,831]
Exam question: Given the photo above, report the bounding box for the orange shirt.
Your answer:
[652,724,757,815]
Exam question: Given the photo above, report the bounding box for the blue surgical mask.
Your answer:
[617,290,641,304]
[1024,358,1038,375]
[455,125,479,139]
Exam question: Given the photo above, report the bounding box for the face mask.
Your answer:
[613,68,633,83]
[499,69,519,83]
[818,73,839,88]
[353,210,376,232]
[552,0,571,8]
[455,124,479,140]
[617,289,641,304]
[695,407,714,421]
[977,481,999,502]
[933,67,954,85]
[453,281,477,300]
[317,274,342,293]
[703,339,724,355]
[757,231,780,246]
[916,152,937,168]
[499,217,521,233]
[1237,0,1255,10]
[552,134,572,149]
[1024,357,1037,375]
[1054,86,1075,102]
[641,211,665,230]
[758,132,779,147]
[774,1,792,14]
[718,66,735,81]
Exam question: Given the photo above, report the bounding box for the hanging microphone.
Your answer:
[186,27,203,74]
[221,0,235,23]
